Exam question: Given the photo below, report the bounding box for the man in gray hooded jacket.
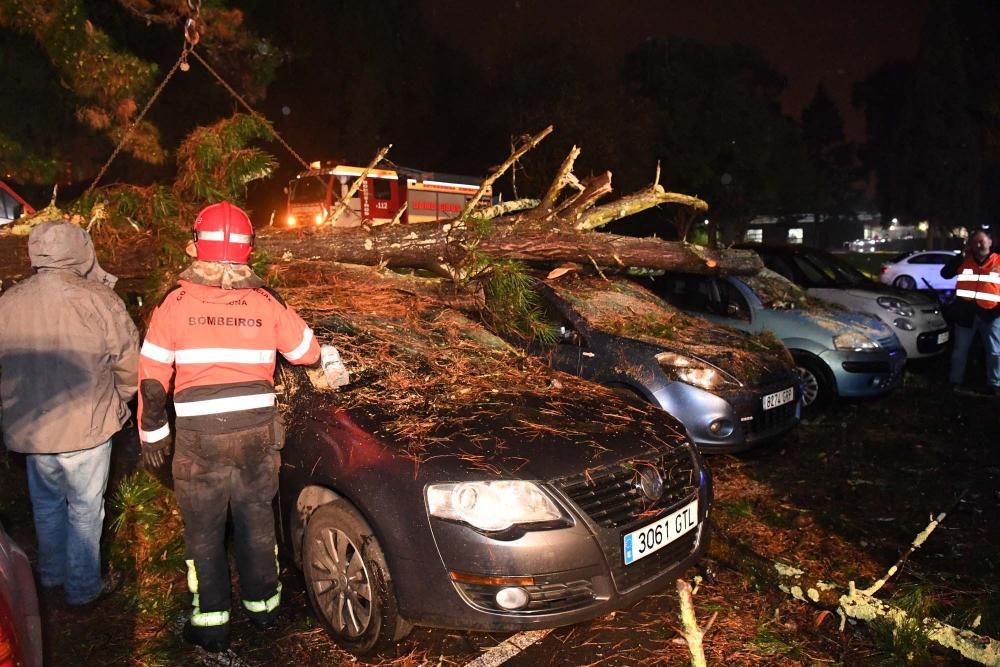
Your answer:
[0,220,139,606]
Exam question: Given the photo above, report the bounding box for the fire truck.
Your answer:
[285,162,491,227]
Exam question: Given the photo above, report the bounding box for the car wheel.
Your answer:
[302,501,411,654]
[893,275,917,290]
[791,353,833,410]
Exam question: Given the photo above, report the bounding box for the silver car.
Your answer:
[518,274,801,453]
[643,270,907,409]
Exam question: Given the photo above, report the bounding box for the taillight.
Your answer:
[0,597,19,667]
[881,266,889,273]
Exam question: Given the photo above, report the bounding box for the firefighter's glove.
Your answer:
[142,437,172,469]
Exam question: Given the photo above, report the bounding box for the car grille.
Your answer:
[551,450,703,594]
[746,399,797,437]
[551,449,698,531]
[742,380,798,439]
[917,329,949,354]
[456,579,595,614]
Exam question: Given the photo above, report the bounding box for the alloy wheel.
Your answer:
[893,275,917,290]
[308,526,374,637]
[795,365,820,406]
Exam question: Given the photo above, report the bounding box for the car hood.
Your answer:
[767,304,894,342]
[288,367,693,482]
[810,283,938,306]
[272,267,696,485]
[606,328,794,386]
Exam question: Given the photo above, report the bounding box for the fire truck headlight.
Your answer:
[314,212,325,225]
[286,214,297,227]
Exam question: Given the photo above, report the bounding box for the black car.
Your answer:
[507,273,800,453]
[275,264,712,654]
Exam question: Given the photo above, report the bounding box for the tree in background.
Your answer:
[859,0,981,247]
[801,84,858,241]
[852,60,912,228]
[620,37,812,243]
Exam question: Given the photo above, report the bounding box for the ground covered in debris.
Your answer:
[1,230,996,665]
[1,345,995,666]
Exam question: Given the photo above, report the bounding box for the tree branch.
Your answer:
[458,125,553,221]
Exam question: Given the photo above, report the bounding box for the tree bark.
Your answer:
[257,224,763,276]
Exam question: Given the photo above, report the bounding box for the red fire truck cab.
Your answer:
[285,163,491,227]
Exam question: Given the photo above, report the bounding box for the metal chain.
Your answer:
[86,0,309,199]
[84,47,189,198]
[189,49,313,171]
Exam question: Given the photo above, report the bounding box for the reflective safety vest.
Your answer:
[138,280,320,443]
[955,253,1000,310]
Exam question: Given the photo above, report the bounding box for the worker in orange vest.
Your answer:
[138,202,321,652]
[942,229,1000,395]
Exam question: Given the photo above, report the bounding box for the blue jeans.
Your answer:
[949,316,1000,387]
[26,440,112,605]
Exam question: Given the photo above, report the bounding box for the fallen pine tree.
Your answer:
[256,126,763,281]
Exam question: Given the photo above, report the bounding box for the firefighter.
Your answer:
[138,202,320,652]
[942,229,1000,394]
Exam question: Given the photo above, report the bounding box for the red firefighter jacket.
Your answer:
[955,252,1000,311]
[138,280,320,443]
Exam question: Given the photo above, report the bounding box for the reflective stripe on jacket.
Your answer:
[137,279,320,442]
[955,253,1000,310]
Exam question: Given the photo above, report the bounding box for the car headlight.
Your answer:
[893,317,915,331]
[876,296,914,317]
[426,481,565,532]
[833,331,880,351]
[655,352,733,391]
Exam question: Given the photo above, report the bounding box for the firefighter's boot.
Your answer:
[183,620,230,653]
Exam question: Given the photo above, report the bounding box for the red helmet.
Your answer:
[192,202,254,263]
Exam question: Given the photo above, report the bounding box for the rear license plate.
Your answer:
[623,498,698,565]
[937,331,950,344]
[762,387,795,410]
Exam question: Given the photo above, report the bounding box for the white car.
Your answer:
[879,250,961,291]
[738,245,951,359]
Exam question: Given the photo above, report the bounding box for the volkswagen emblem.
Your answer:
[638,467,664,502]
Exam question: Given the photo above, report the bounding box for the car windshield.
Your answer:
[289,175,329,203]
[741,269,811,309]
[550,276,679,328]
[791,252,870,288]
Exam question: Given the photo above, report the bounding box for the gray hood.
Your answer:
[27,220,117,289]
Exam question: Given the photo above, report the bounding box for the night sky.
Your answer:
[423,0,929,140]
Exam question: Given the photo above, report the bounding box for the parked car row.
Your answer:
[273,243,942,654]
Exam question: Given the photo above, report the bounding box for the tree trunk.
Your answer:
[257,224,763,276]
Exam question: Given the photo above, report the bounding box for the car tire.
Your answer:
[791,352,833,410]
[893,275,917,290]
[302,501,412,654]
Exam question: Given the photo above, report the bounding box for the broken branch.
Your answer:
[458,125,553,221]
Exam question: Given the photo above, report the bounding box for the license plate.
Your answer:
[623,498,698,565]
[937,331,950,344]
[762,387,795,410]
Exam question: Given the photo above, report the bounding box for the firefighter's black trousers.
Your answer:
[172,422,281,632]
